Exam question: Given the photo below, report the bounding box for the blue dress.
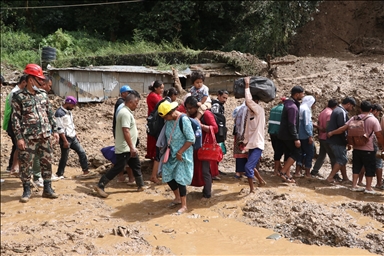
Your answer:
[162,115,195,185]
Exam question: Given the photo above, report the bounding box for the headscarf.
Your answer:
[299,95,315,125]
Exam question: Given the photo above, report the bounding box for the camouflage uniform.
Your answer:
[11,87,57,182]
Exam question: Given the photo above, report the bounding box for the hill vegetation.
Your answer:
[1,1,320,72]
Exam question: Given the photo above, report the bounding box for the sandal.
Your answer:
[126,180,136,186]
[281,173,295,183]
[234,174,242,179]
[326,179,339,185]
[175,206,187,215]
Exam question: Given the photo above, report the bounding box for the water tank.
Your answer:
[42,47,56,61]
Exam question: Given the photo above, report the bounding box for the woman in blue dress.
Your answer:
[158,101,195,214]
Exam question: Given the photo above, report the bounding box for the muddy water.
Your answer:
[2,163,380,255]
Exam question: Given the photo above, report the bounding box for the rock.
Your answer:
[95,165,107,173]
[292,206,301,212]
[162,229,174,233]
[266,233,282,240]
[90,156,106,168]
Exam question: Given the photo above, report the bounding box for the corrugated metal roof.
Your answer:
[47,64,237,77]
[48,65,178,75]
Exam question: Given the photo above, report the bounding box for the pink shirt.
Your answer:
[317,107,333,140]
[346,113,381,151]
[244,88,265,150]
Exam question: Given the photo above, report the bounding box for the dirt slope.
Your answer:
[291,1,384,56]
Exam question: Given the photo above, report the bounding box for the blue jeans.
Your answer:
[297,138,314,169]
[57,136,88,176]
[244,148,262,178]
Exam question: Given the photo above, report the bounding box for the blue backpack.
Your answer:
[179,114,202,150]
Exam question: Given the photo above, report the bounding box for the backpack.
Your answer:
[202,111,227,143]
[347,115,373,147]
[179,114,202,150]
[146,98,168,137]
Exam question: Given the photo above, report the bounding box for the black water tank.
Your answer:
[42,47,56,61]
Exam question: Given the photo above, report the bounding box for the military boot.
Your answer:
[20,182,31,203]
[94,175,110,198]
[42,180,59,199]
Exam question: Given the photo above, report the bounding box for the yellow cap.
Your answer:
[158,101,179,117]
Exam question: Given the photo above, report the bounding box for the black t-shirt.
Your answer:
[327,105,349,146]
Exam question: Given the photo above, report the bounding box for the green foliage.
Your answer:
[3,50,40,71]
[222,1,320,57]
[1,27,37,51]
[0,27,40,70]
[1,0,321,69]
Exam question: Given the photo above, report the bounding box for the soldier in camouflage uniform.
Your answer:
[11,64,60,203]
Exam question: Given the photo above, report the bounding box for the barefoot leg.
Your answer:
[248,177,255,193]
[126,166,135,183]
[254,168,266,185]
[150,160,161,184]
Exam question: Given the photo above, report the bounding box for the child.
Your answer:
[189,70,211,120]
[163,87,178,102]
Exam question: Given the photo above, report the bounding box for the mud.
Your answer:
[242,190,384,255]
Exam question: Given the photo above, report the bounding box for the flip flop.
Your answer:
[281,173,295,183]
[126,180,136,186]
[175,207,187,215]
[326,179,339,185]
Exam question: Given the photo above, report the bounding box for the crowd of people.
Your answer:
[2,64,384,212]
[268,88,384,195]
